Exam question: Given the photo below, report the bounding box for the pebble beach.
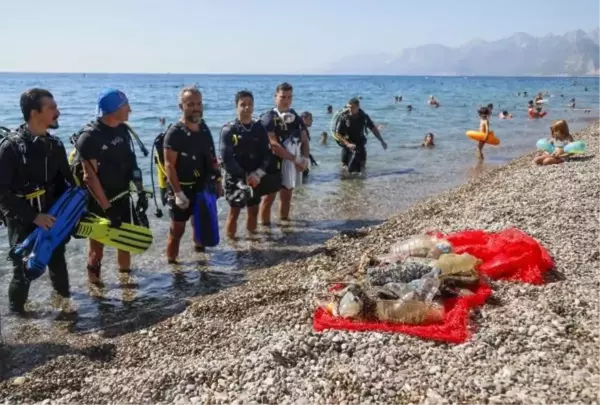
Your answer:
[1,121,599,404]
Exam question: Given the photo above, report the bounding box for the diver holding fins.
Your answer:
[220,90,271,238]
[162,87,222,264]
[0,89,76,314]
[72,89,151,284]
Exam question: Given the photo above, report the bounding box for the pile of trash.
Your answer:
[316,234,485,326]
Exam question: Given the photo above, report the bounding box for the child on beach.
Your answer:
[421,133,435,147]
[533,120,574,166]
[476,106,491,160]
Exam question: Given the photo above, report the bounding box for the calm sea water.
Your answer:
[0,73,598,337]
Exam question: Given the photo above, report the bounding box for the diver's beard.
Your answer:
[185,114,202,123]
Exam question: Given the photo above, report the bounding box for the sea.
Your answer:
[0,73,598,337]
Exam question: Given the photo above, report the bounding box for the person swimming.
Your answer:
[327,105,333,114]
[428,95,440,108]
[320,131,328,145]
[568,98,576,109]
[407,104,413,112]
[535,92,544,105]
[421,133,435,147]
[499,110,512,119]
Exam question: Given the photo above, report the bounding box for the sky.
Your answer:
[0,0,598,74]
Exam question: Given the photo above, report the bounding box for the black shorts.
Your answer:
[224,174,261,208]
[88,191,136,224]
[256,172,282,197]
[341,144,367,169]
[168,187,197,222]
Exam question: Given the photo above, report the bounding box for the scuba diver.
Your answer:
[220,90,271,239]
[332,98,387,173]
[258,82,309,224]
[0,89,74,314]
[162,87,222,263]
[73,89,149,284]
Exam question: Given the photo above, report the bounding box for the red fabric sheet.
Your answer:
[313,228,553,342]
[431,228,554,285]
[313,283,492,343]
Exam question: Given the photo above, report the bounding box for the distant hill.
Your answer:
[325,28,600,76]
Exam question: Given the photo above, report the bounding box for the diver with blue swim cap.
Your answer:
[0,88,75,315]
[72,88,149,284]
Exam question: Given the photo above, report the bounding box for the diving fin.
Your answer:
[10,187,88,280]
[75,214,153,254]
[193,188,219,247]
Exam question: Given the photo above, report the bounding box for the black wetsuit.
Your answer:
[220,119,271,208]
[163,120,220,221]
[0,125,74,312]
[259,108,305,194]
[335,109,375,172]
[75,120,141,224]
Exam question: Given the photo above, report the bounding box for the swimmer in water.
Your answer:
[320,131,328,145]
[523,91,528,97]
[568,98,576,109]
[428,95,440,108]
[499,110,512,119]
[159,117,166,126]
[327,105,333,114]
[487,103,494,116]
[535,92,544,105]
[407,105,413,112]
[476,106,491,160]
[421,133,435,147]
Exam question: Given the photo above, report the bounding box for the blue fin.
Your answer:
[193,189,219,247]
[11,187,87,280]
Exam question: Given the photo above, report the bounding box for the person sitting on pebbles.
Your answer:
[533,119,575,166]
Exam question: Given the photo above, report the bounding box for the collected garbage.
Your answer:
[313,228,554,343]
[316,234,482,326]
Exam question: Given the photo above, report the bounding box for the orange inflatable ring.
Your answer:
[466,130,500,145]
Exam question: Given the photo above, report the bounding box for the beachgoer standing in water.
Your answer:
[258,82,308,224]
[333,98,387,172]
[300,111,318,175]
[476,106,491,160]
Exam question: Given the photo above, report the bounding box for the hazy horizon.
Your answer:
[1,0,598,74]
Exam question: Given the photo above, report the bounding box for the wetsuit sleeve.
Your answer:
[261,112,276,133]
[163,126,184,152]
[55,140,76,191]
[220,125,245,178]
[335,116,348,135]
[258,126,272,173]
[204,126,221,181]
[364,113,376,131]
[76,131,100,161]
[0,141,39,224]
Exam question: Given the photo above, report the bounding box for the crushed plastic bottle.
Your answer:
[386,235,454,261]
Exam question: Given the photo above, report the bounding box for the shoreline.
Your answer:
[1,121,599,404]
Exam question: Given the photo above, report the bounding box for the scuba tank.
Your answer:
[330,108,349,147]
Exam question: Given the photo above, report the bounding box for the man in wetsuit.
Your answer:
[163,87,221,263]
[220,90,271,238]
[258,82,309,224]
[333,98,387,172]
[75,89,146,283]
[0,89,74,314]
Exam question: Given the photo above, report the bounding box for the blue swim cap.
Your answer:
[97,89,129,116]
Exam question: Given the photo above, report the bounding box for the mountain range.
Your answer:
[324,28,600,76]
